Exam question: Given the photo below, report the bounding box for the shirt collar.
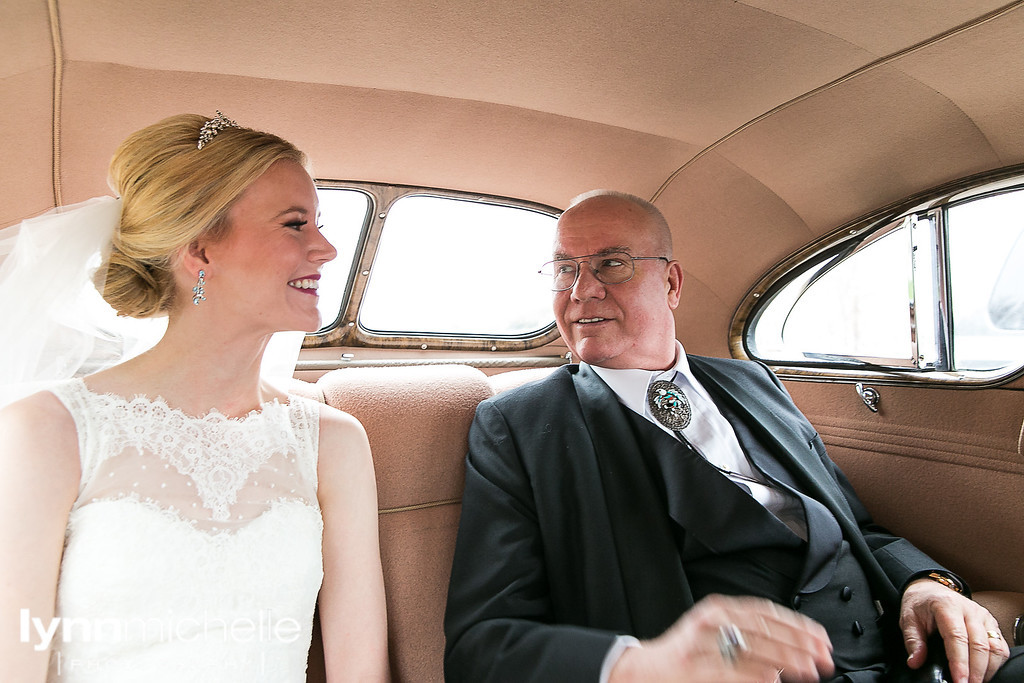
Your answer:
[586,341,705,416]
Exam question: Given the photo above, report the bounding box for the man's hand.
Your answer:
[901,578,1009,683]
[609,594,834,682]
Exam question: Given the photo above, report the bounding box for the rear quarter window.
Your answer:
[739,170,1024,382]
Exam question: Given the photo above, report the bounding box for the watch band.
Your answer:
[926,571,964,594]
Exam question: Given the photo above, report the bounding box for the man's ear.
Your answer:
[666,260,684,310]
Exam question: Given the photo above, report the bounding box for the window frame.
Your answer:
[731,164,1024,387]
[305,181,561,352]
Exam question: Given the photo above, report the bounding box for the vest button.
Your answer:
[840,586,853,601]
[852,620,865,637]
[791,595,802,609]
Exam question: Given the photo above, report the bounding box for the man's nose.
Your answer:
[571,263,605,300]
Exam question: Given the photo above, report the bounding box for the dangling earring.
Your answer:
[192,270,207,305]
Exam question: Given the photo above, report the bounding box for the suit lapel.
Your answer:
[686,356,903,600]
[570,365,693,638]
[687,356,852,519]
[621,409,797,555]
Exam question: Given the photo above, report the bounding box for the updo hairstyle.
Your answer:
[99,114,307,318]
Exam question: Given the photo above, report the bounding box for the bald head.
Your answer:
[560,190,673,259]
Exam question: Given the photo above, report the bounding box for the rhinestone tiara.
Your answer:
[197,111,239,150]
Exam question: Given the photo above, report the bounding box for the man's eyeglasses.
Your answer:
[538,252,670,291]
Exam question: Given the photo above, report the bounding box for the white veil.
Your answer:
[0,198,303,409]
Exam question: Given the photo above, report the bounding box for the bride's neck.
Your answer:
[90,324,278,418]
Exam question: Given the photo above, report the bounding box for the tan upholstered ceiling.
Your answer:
[4,0,1024,354]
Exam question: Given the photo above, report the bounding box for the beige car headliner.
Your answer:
[5,0,1024,355]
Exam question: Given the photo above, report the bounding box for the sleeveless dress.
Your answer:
[44,379,324,682]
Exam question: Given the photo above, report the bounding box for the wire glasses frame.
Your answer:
[539,251,670,291]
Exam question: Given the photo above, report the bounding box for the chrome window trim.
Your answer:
[731,163,1024,387]
[305,181,561,351]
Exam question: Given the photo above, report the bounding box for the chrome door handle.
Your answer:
[855,383,880,412]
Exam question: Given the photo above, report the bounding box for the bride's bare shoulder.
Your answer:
[0,389,81,476]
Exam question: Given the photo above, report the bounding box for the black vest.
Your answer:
[624,407,893,678]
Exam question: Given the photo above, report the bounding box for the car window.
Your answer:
[359,195,556,337]
[750,226,915,366]
[947,190,1024,371]
[313,186,558,346]
[315,188,371,331]
[744,177,1024,379]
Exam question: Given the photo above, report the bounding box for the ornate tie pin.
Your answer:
[647,379,692,430]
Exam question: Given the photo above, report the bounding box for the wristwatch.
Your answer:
[926,571,964,594]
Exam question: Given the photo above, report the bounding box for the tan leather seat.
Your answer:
[302,362,1023,683]
[306,364,493,682]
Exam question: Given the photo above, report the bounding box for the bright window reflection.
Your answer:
[752,228,912,363]
[359,195,556,336]
[747,182,1024,375]
[315,188,369,330]
[948,191,1024,370]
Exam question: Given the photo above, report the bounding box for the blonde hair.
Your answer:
[100,114,307,318]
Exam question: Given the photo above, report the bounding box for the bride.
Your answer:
[0,113,389,681]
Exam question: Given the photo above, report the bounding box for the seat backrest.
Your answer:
[308,364,493,682]
[485,366,558,395]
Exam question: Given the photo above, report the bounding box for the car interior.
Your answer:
[5,1,1024,680]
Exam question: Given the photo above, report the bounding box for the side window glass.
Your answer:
[315,188,371,330]
[947,191,1024,371]
[358,195,556,336]
[749,225,914,365]
[744,179,1024,379]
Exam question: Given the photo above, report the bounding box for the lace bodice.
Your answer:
[44,379,324,682]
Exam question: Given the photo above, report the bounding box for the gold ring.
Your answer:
[987,629,1002,640]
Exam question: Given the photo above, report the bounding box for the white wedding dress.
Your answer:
[43,379,324,682]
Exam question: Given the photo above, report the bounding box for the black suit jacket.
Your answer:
[444,357,949,682]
